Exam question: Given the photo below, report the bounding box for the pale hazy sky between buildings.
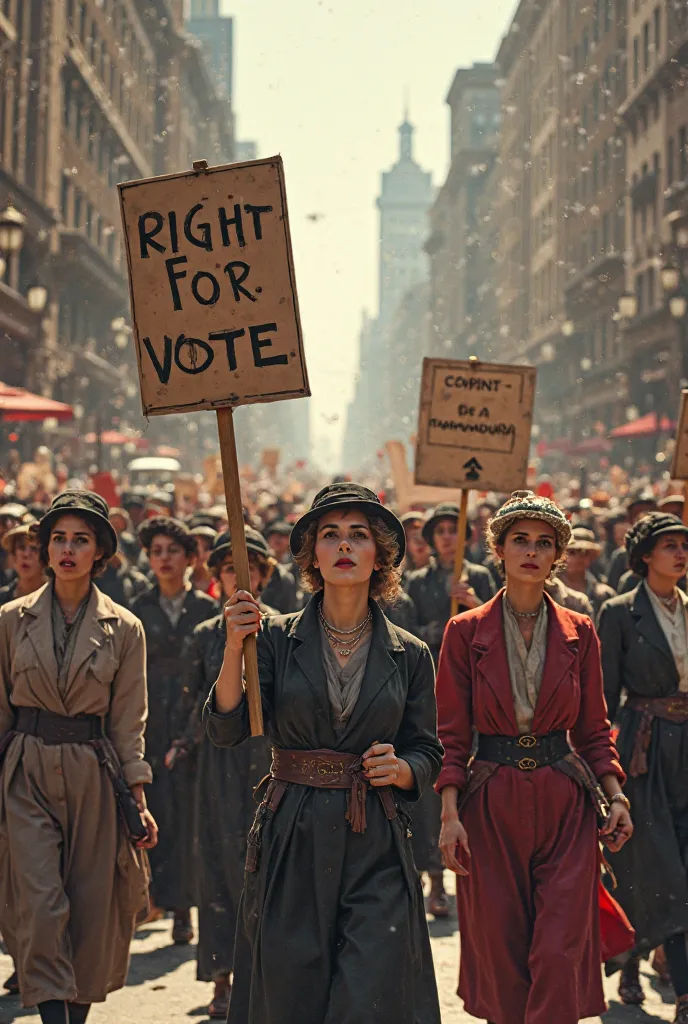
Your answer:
[221,0,518,465]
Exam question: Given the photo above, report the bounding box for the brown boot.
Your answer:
[619,956,645,1005]
[652,945,672,985]
[427,872,449,919]
[172,909,194,945]
[208,976,231,1019]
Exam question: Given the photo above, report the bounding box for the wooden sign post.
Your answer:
[670,390,688,525]
[119,156,310,735]
[414,355,536,615]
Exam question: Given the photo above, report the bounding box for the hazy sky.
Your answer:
[221,0,518,463]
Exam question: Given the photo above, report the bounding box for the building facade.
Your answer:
[425,62,500,359]
[0,0,233,460]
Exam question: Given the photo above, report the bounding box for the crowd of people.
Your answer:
[0,459,685,1023]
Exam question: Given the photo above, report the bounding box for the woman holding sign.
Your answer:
[436,491,632,1024]
[204,483,443,1024]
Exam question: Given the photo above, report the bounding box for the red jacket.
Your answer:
[435,591,624,793]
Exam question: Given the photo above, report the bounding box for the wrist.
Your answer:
[610,792,631,812]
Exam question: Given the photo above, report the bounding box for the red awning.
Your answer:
[0,381,73,422]
[570,437,614,454]
[84,431,149,448]
[609,412,675,438]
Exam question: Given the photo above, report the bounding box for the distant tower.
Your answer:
[186,0,233,102]
[376,113,433,328]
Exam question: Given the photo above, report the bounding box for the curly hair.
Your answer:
[487,520,568,582]
[39,514,110,579]
[294,514,401,604]
[138,515,196,556]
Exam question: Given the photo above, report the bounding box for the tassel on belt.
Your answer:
[269,747,397,833]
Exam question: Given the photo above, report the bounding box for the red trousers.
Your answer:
[456,765,606,1024]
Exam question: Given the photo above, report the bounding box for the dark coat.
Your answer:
[436,592,624,1024]
[607,546,629,591]
[598,584,688,953]
[381,589,419,635]
[131,584,216,909]
[204,597,443,1024]
[261,562,303,614]
[404,558,497,661]
[97,561,150,610]
[190,610,272,982]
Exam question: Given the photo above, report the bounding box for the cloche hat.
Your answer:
[486,490,572,550]
[209,526,271,569]
[625,511,688,574]
[39,490,118,559]
[289,483,406,566]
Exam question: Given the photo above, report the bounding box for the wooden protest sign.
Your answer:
[119,157,311,735]
[414,356,536,615]
[669,390,688,524]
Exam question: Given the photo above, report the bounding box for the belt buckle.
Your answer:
[518,757,538,771]
[517,734,537,749]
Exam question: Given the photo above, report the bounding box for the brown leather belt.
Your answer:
[269,747,397,834]
[625,694,688,776]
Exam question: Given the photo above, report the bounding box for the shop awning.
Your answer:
[84,431,149,448]
[570,437,613,454]
[609,412,675,438]
[0,382,73,422]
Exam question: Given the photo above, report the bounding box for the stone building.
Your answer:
[0,0,233,456]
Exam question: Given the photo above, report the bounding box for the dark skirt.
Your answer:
[607,708,688,954]
[195,736,271,980]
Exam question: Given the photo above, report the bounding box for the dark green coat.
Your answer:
[205,597,442,1024]
[598,583,688,954]
[131,585,216,909]
[404,558,496,661]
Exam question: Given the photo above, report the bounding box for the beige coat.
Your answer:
[0,583,152,1007]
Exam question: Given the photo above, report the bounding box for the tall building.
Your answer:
[343,114,432,464]
[425,63,501,358]
[377,115,433,330]
[186,0,234,102]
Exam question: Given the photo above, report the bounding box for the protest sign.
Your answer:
[670,390,688,523]
[118,157,310,735]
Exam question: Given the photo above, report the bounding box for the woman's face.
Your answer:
[314,510,379,589]
[405,524,430,568]
[195,536,213,564]
[48,514,103,583]
[12,535,42,580]
[432,518,458,562]
[612,521,630,548]
[643,532,688,582]
[109,513,128,534]
[565,547,589,576]
[148,534,192,586]
[218,554,264,600]
[496,518,558,585]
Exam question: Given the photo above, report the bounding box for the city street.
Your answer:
[0,877,676,1023]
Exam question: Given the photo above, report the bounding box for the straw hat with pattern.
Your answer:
[486,490,572,551]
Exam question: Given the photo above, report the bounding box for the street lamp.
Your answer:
[541,342,555,362]
[561,320,575,337]
[618,291,639,319]
[111,316,131,350]
[27,282,49,313]
[0,204,26,254]
[660,262,681,294]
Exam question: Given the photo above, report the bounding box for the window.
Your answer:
[604,0,612,32]
[633,36,639,86]
[85,202,93,240]
[647,267,655,309]
[78,2,87,41]
[63,79,72,127]
[643,22,650,72]
[654,6,661,61]
[680,126,688,180]
[593,0,600,42]
[653,151,660,177]
[60,173,70,219]
[593,151,599,190]
[73,190,82,228]
[667,136,675,185]
[582,29,589,63]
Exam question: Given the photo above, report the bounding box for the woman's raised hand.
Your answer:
[224,590,261,653]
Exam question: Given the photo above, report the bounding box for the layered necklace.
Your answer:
[319,604,372,657]
[505,597,543,620]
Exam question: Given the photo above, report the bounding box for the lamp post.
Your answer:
[0,204,26,290]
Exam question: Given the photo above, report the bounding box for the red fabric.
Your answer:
[435,593,625,1024]
[598,880,635,961]
[609,412,675,438]
[435,591,625,794]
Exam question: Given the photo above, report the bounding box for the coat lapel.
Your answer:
[66,586,119,690]
[338,601,403,743]
[471,592,520,734]
[21,584,60,690]
[532,594,578,730]
[631,583,678,680]
[290,599,338,743]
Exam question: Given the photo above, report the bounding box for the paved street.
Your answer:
[0,875,676,1023]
